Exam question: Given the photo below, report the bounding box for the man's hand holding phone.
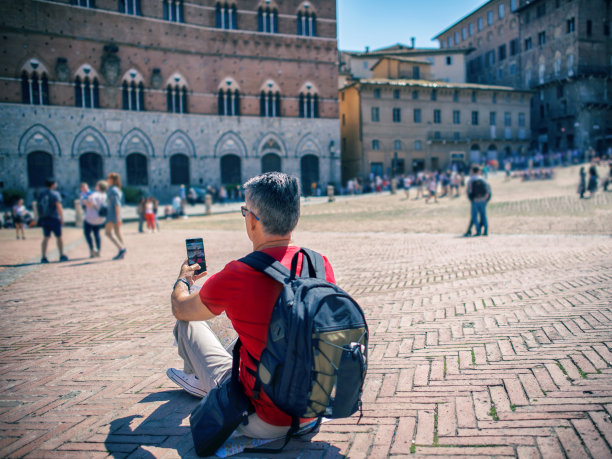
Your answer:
[178,259,208,287]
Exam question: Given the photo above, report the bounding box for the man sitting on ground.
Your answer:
[168,172,336,439]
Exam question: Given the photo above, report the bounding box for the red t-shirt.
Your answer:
[199,245,336,426]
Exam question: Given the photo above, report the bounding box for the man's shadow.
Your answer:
[104,390,343,458]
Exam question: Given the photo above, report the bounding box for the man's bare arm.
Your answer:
[171,260,215,322]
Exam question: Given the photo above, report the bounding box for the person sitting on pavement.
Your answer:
[466,165,492,237]
[167,172,336,439]
[39,178,68,263]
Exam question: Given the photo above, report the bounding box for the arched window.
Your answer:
[298,90,319,119]
[170,153,190,185]
[71,0,95,6]
[221,154,241,185]
[122,71,145,111]
[27,151,53,188]
[74,76,100,109]
[216,2,237,29]
[297,6,316,36]
[218,88,240,116]
[260,91,281,117]
[118,0,140,15]
[300,154,319,195]
[79,152,104,187]
[163,0,183,22]
[261,153,281,173]
[167,85,188,113]
[258,6,278,33]
[126,153,148,186]
[21,70,49,106]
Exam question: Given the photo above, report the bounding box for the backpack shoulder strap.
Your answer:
[239,251,291,285]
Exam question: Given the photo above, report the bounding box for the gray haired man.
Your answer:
[168,172,336,439]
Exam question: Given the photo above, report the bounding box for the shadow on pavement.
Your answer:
[104,390,343,458]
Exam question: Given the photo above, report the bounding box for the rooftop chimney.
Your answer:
[365,46,370,54]
[411,37,415,48]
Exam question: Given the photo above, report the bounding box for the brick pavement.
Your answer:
[0,214,611,457]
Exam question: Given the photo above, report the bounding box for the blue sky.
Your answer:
[337,0,487,51]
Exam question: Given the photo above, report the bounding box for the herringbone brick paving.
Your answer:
[1,169,611,458]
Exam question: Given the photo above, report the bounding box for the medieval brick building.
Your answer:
[0,0,340,202]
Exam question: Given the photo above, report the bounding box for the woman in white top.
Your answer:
[83,180,108,258]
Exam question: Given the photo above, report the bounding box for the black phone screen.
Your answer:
[186,238,206,274]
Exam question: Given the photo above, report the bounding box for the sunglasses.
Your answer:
[240,205,260,221]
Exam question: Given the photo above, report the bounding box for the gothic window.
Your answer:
[122,70,145,111]
[260,91,281,117]
[216,2,237,29]
[261,153,281,173]
[167,85,188,113]
[297,8,316,36]
[163,0,183,22]
[298,91,319,118]
[220,154,241,185]
[79,152,104,187]
[170,153,190,185]
[27,151,53,188]
[218,88,240,116]
[118,0,140,15]
[21,70,49,106]
[126,153,148,186]
[258,6,278,33]
[74,76,99,109]
[300,155,319,196]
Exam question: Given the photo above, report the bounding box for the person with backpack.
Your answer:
[466,165,491,237]
[38,178,68,263]
[168,172,367,451]
[82,180,108,258]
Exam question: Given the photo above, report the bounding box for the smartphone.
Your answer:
[186,238,206,275]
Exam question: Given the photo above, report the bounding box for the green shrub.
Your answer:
[122,186,143,204]
[2,189,26,206]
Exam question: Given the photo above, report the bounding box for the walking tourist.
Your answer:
[82,180,107,258]
[12,198,27,240]
[578,167,586,199]
[145,197,156,232]
[466,165,491,237]
[587,165,599,198]
[38,178,68,263]
[104,172,126,260]
[137,196,146,233]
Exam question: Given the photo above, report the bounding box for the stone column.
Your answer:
[327,185,335,202]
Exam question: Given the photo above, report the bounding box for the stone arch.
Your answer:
[296,1,317,14]
[72,126,110,157]
[119,128,155,157]
[18,124,61,157]
[74,63,101,80]
[259,79,281,93]
[166,72,189,88]
[19,57,50,78]
[164,130,195,158]
[255,132,287,158]
[295,134,322,159]
[214,131,248,158]
[217,76,240,91]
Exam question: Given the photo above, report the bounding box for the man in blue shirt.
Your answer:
[39,178,68,263]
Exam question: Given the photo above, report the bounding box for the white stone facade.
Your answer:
[0,104,340,203]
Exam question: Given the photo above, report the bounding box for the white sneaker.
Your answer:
[166,368,207,398]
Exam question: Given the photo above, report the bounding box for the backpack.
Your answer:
[37,190,55,219]
[238,248,368,440]
[470,178,488,200]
